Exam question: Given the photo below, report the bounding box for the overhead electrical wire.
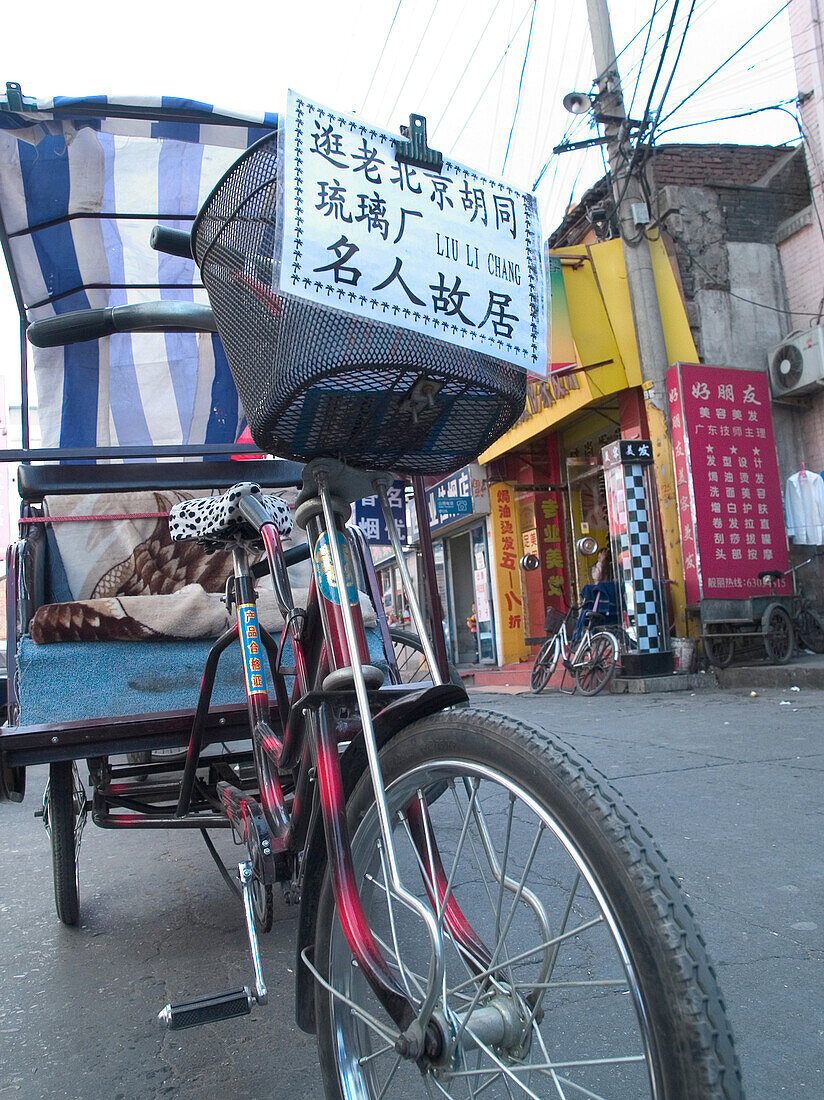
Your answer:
[526,0,563,165]
[444,1,535,151]
[491,0,519,163]
[655,1,791,128]
[502,0,538,173]
[359,0,405,115]
[419,0,474,104]
[653,98,798,137]
[531,0,682,196]
[628,0,661,119]
[432,0,508,136]
[647,0,697,138]
[637,0,681,131]
[385,0,442,124]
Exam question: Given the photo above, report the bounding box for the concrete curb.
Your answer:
[714,661,824,690]
[611,671,715,694]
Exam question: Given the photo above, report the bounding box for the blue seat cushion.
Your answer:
[15,630,390,727]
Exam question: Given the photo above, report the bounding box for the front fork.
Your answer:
[268,462,489,1047]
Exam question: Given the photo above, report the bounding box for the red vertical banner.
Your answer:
[534,493,567,610]
[667,364,790,603]
[489,482,529,664]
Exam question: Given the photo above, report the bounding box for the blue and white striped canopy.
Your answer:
[0,92,278,451]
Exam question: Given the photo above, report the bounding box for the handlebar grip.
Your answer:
[27,302,217,348]
[150,226,194,259]
[27,308,119,347]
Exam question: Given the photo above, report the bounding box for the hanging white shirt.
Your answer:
[784,471,824,545]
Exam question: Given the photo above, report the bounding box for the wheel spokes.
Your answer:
[331,758,656,1098]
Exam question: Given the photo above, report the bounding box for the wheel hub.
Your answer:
[422,992,531,1073]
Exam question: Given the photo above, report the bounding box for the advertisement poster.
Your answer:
[667,364,790,603]
[489,482,529,663]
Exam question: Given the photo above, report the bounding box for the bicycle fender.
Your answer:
[294,682,467,1033]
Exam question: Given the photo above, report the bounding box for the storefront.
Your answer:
[479,235,700,658]
[406,464,497,666]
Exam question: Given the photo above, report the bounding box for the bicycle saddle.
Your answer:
[169,482,293,547]
[584,610,606,626]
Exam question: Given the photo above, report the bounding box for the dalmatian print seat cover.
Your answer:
[169,482,293,547]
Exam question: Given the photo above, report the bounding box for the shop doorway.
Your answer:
[448,531,477,664]
[566,458,611,597]
[438,524,497,666]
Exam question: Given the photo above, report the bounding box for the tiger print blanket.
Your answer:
[29,489,324,644]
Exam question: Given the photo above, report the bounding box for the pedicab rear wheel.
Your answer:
[45,761,81,926]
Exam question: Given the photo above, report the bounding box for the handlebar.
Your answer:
[150,226,193,259]
[758,556,820,586]
[27,302,216,348]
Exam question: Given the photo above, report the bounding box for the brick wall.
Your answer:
[781,0,824,475]
[777,220,824,326]
[650,144,794,189]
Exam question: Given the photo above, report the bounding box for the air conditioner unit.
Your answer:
[768,327,824,397]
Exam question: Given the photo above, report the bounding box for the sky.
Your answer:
[0,0,800,414]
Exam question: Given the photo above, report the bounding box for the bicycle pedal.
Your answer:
[157,987,254,1031]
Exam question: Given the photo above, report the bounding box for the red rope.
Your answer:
[20,511,169,526]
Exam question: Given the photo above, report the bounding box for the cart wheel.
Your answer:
[795,609,824,653]
[762,605,794,664]
[44,761,84,926]
[703,624,734,668]
[251,878,274,933]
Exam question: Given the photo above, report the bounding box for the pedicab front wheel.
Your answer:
[313,709,744,1099]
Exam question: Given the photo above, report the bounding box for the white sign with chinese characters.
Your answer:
[279,91,547,373]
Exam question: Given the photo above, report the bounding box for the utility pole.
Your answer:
[586,0,670,394]
[585,0,687,631]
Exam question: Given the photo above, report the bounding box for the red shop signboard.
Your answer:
[667,363,790,604]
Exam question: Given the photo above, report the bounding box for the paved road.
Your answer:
[1,684,821,1098]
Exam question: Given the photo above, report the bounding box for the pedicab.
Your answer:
[0,85,744,1098]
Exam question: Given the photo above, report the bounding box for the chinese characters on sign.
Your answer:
[535,494,566,606]
[425,464,489,532]
[353,480,407,545]
[279,91,546,373]
[667,364,790,602]
[489,482,529,663]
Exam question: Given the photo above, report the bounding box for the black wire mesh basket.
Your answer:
[544,607,571,635]
[192,132,526,476]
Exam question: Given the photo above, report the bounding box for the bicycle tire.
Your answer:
[530,635,559,693]
[314,708,743,1099]
[795,608,824,653]
[46,761,80,926]
[576,630,619,696]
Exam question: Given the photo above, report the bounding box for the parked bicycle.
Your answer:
[530,602,620,696]
[4,122,744,1099]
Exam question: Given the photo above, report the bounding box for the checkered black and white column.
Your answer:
[602,439,669,659]
[621,465,661,651]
